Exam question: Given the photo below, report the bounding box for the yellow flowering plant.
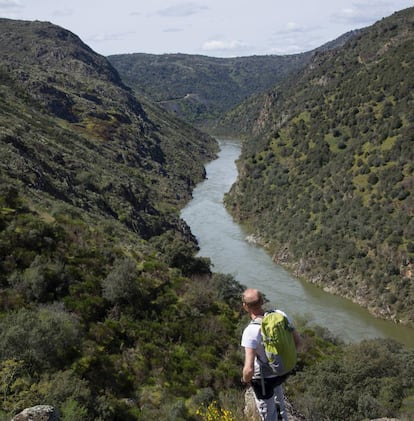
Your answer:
[196,400,235,421]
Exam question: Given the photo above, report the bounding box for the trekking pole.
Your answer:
[260,366,266,397]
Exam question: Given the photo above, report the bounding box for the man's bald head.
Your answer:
[242,288,264,311]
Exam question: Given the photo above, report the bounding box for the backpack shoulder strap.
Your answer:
[248,317,268,369]
[250,315,264,325]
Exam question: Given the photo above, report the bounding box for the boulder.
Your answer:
[12,405,59,421]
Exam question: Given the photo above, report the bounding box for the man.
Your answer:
[241,288,301,421]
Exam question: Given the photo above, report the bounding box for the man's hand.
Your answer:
[241,377,250,386]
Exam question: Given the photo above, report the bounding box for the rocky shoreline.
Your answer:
[245,234,410,327]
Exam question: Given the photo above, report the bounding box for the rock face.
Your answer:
[370,419,400,421]
[12,405,59,421]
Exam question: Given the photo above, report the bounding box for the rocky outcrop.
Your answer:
[12,405,59,421]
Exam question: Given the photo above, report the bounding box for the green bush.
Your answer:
[0,305,81,372]
[289,339,414,421]
[101,257,140,305]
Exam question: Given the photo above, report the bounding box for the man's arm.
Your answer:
[242,347,256,383]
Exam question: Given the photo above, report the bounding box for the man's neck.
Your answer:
[250,311,264,320]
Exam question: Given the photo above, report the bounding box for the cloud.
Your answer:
[285,22,305,33]
[268,33,318,54]
[332,7,373,25]
[0,0,22,8]
[0,0,22,17]
[163,27,184,33]
[268,22,322,54]
[331,0,395,25]
[202,39,249,53]
[156,2,208,17]
[273,21,318,35]
[87,31,135,43]
[52,8,75,18]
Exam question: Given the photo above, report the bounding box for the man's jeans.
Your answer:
[253,384,288,421]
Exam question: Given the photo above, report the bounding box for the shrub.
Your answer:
[101,257,139,305]
[368,173,379,185]
[0,304,81,372]
[289,338,414,421]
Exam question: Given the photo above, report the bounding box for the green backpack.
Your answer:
[255,310,297,377]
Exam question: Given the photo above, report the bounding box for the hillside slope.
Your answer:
[224,8,414,325]
[0,18,218,237]
[0,19,250,420]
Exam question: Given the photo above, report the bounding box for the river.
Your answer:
[181,138,414,347]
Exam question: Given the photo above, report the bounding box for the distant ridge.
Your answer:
[108,52,312,129]
[108,30,361,131]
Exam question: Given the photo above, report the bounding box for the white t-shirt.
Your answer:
[241,309,291,379]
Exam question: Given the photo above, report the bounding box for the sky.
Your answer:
[1,0,413,57]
